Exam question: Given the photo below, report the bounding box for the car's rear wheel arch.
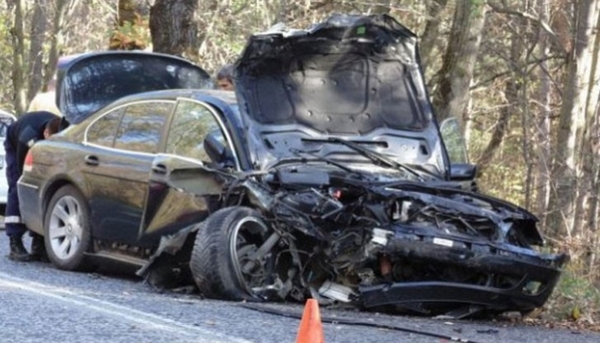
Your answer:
[42,179,83,216]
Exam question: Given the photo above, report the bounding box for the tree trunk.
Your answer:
[587,103,600,270]
[27,0,48,102]
[534,0,552,229]
[546,0,600,238]
[419,0,448,73]
[573,4,600,237]
[431,0,488,127]
[521,78,534,209]
[43,0,68,89]
[7,0,27,115]
[149,0,199,58]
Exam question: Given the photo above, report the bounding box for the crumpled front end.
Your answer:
[238,171,568,317]
[360,222,566,316]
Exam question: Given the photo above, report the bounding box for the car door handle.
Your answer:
[84,155,99,166]
[151,163,167,175]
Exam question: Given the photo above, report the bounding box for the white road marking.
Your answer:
[0,271,252,343]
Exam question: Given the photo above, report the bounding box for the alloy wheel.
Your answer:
[48,196,83,260]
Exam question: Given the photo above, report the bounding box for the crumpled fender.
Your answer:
[136,223,200,277]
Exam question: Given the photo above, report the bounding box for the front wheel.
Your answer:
[190,206,282,302]
[44,185,93,271]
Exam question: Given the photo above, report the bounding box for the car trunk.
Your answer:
[56,51,212,124]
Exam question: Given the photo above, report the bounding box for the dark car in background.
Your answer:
[17,14,566,318]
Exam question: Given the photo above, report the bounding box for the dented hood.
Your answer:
[56,51,212,124]
[234,14,433,135]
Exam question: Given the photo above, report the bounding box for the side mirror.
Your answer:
[204,131,234,167]
[449,163,477,181]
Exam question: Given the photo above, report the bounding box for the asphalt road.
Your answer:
[0,233,597,343]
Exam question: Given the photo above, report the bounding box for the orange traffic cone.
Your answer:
[295,299,325,343]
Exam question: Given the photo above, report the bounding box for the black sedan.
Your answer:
[18,14,567,318]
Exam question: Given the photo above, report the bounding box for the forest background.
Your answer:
[1,0,599,327]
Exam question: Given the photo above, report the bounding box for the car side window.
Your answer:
[114,101,173,153]
[86,107,126,148]
[166,100,223,162]
[440,117,468,164]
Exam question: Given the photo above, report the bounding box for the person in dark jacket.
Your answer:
[5,111,62,262]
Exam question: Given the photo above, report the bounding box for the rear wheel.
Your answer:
[44,185,93,271]
[190,206,282,301]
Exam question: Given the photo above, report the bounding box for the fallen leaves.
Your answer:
[501,310,600,333]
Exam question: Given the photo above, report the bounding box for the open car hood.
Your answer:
[56,51,212,124]
[234,14,433,135]
[234,14,447,175]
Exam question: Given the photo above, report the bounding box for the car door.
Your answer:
[139,99,239,242]
[83,100,175,245]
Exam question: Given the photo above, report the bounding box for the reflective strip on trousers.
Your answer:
[4,216,21,224]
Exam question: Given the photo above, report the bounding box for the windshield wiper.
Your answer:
[270,153,363,179]
[289,148,364,178]
[301,137,440,181]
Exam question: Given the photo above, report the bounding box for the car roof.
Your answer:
[107,88,238,107]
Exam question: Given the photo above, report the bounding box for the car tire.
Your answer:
[190,206,281,302]
[44,185,93,271]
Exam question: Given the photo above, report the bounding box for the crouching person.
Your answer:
[5,111,62,261]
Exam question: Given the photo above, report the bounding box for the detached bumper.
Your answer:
[360,234,567,311]
[360,277,555,312]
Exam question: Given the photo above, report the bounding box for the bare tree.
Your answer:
[7,0,27,114]
[43,0,69,88]
[574,2,600,268]
[476,25,523,176]
[431,0,488,127]
[547,0,600,238]
[534,0,553,227]
[419,0,448,73]
[27,0,48,101]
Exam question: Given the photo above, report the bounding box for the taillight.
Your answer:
[24,151,33,172]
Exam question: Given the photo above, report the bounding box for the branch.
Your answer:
[470,54,563,90]
[487,1,566,53]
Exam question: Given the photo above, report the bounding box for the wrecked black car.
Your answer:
[18,14,566,318]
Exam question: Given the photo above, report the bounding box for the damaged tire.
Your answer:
[44,185,93,271]
[190,206,281,302]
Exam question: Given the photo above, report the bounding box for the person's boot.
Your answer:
[30,234,48,262]
[8,236,31,262]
